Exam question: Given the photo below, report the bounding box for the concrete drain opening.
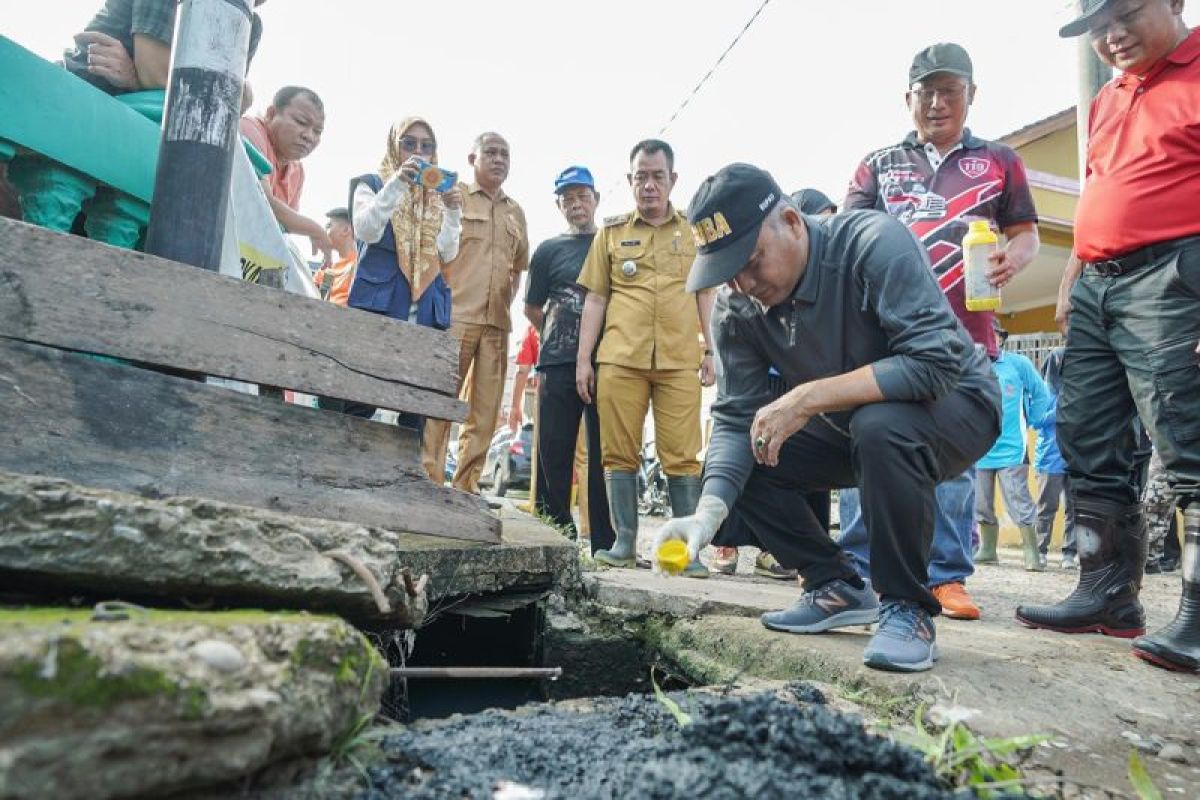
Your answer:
[344,593,959,800]
[366,592,688,723]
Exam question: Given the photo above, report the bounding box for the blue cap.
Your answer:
[554,165,595,194]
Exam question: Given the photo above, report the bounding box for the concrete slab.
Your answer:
[393,504,579,600]
[585,551,1200,797]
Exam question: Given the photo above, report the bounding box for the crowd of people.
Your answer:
[58,0,1197,677]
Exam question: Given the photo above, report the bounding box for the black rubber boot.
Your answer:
[1133,507,1200,672]
[1015,499,1146,638]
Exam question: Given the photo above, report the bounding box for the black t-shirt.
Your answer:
[524,232,595,368]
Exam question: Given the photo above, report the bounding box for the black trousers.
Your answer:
[714,491,830,544]
[534,364,615,553]
[1058,240,1200,509]
[723,387,999,614]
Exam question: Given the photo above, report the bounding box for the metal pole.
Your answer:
[1075,6,1112,180]
[143,0,251,270]
[390,666,563,681]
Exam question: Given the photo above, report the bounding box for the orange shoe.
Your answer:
[932,582,981,620]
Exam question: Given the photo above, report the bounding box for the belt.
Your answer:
[1087,235,1200,277]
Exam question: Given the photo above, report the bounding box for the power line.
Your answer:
[596,0,773,203]
[657,0,773,135]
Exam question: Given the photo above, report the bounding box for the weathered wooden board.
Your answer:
[0,217,466,421]
[0,339,499,543]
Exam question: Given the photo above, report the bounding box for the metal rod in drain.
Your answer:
[390,667,563,680]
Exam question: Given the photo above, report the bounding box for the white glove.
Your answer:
[652,494,729,565]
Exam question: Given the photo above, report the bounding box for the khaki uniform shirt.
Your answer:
[446,183,530,331]
[578,205,700,370]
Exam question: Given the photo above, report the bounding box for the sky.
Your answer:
[13,0,1186,345]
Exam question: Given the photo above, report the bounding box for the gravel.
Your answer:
[357,684,958,799]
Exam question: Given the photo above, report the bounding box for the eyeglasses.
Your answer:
[912,85,967,104]
[400,136,436,155]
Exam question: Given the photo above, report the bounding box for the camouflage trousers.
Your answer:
[1143,447,1178,561]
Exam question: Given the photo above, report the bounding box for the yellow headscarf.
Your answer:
[379,117,447,300]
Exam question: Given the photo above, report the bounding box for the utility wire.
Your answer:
[598,0,774,202]
[656,0,773,135]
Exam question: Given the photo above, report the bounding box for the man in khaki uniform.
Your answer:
[576,139,716,576]
[423,132,530,492]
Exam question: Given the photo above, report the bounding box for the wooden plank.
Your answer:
[0,217,466,421]
[0,339,499,544]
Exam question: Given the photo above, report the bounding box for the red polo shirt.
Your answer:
[1074,28,1200,261]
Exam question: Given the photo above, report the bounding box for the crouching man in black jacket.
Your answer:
[656,163,1000,672]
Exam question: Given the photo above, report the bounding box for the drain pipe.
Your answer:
[391,667,562,681]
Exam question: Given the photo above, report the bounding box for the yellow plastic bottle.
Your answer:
[656,540,690,575]
[962,220,1000,312]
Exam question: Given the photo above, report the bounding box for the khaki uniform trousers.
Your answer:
[596,363,701,477]
[574,426,590,536]
[422,321,508,492]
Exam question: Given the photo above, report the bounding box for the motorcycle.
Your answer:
[637,441,671,517]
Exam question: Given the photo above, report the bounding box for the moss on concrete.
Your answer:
[8,634,211,722]
[575,602,922,724]
[0,606,328,630]
[14,637,177,708]
[289,619,386,688]
[2,605,369,722]
[0,604,390,800]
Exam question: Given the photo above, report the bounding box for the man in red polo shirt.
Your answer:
[1016,0,1200,674]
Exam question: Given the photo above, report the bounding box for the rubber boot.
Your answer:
[594,471,639,568]
[1132,507,1200,672]
[975,523,1000,565]
[667,475,709,579]
[1019,525,1044,572]
[1015,499,1146,637]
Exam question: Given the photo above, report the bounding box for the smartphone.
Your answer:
[411,159,457,193]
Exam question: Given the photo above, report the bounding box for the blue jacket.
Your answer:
[346,173,451,329]
[1032,348,1067,475]
[977,351,1053,470]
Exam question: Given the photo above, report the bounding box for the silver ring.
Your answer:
[754,436,766,450]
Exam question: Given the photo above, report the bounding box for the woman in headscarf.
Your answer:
[348,116,462,327]
[323,118,462,429]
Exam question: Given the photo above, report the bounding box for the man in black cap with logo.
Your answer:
[654,163,1000,672]
[840,42,1039,622]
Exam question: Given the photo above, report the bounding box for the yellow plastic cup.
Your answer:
[657,540,690,575]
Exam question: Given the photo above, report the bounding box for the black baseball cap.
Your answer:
[909,42,973,85]
[1059,0,1111,37]
[790,188,837,216]
[325,207,350,222]
[685,163,782,292]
